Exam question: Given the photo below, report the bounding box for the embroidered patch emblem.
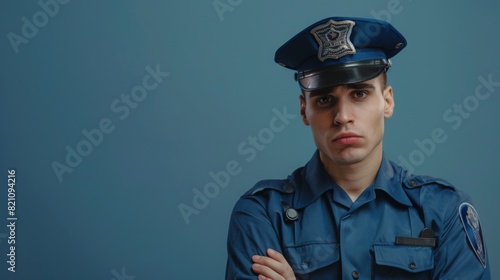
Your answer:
[310,19,356,61]
[459,202,487,268]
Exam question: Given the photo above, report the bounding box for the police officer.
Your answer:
[225,17,490,280]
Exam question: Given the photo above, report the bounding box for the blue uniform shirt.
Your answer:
[225,151,490,279]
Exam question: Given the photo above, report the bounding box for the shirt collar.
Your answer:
[372,155,413,207]
[292,150,412,208]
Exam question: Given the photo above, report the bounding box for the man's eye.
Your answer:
[353,91,368,99]
[317,96,332,104]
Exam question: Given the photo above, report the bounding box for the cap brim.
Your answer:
[298,64,387,91]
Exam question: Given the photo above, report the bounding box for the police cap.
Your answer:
[274,17,407,91]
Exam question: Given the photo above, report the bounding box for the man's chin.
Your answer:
[321,148,367,166]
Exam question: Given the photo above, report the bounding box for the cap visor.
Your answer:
[299,65,386,91]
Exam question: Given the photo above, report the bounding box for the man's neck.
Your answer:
[322,148,383,202]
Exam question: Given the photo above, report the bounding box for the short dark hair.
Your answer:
[380,71,387,89]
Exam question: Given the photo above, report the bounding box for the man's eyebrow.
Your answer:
[307,88,332,97]
[344,83,376,90]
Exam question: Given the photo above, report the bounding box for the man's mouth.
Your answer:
[333,132,362,145]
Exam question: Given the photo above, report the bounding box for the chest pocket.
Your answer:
[283,243,340,276]
[373,245,434,279]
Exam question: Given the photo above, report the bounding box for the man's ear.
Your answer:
[383,85,395,118]
[299,94,310,125]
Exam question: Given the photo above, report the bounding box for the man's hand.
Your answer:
[252,248,296,280]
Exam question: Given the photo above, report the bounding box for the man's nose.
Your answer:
[333,99,354,125]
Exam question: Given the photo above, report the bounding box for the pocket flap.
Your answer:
[374,245,434,273]
[284,243,339,274]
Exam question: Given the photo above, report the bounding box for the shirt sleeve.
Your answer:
[225,196,283,280]
[432,191,491,280]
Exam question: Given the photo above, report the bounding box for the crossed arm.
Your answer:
[251,248,296,280]
[225,196,298,280]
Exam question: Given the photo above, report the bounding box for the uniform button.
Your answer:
[408,179,417,187]
[395,42,404,49]
[351,271,360,279]
[408,262,417,270]
[285,208,299,221]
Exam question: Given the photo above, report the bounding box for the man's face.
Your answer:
[299,75,394,168]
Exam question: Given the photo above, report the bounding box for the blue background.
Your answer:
[1,0,499,279]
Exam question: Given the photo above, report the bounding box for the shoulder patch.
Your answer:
[459,202,487,268]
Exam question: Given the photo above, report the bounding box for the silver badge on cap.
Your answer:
[310,19,356,61]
